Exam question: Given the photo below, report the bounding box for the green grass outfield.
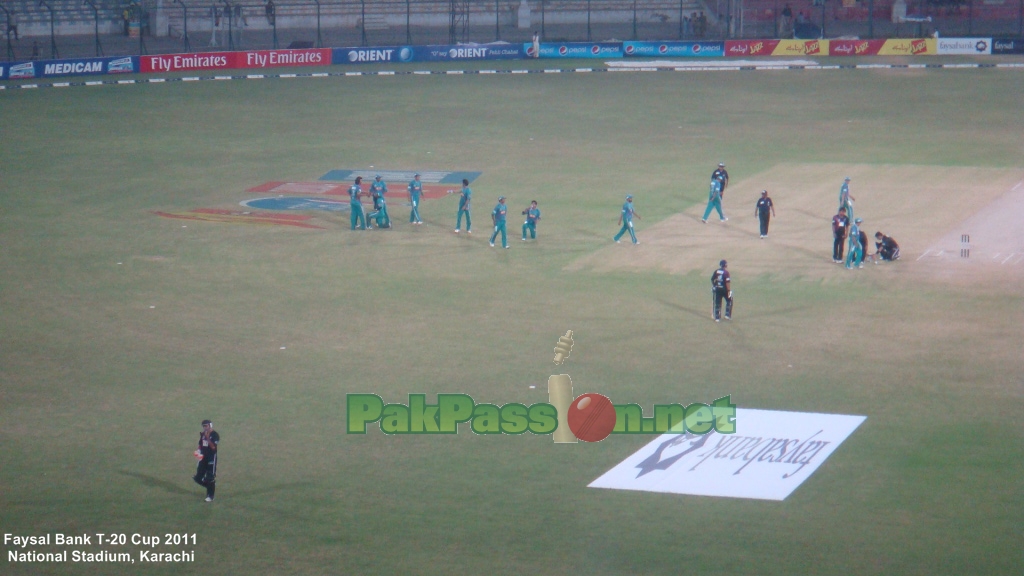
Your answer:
[2,62,1023,575]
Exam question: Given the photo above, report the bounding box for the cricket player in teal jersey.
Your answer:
[349,176,367,230]
[522,200,540,241]
[614,195,641,244]
[839,176,855,222]
[490,196,509,248]
[701,178,727,223]
[367,174,391,228]
[846,217,864,269]
[455,179,472,234]
[408,173,423,224]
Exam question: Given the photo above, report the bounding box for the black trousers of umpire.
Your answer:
[713,288,733,320]
[758,212,771,236]
[833,234,846,261]
[194,456,217,498]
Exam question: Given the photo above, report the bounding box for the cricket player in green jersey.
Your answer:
[455,179,472,234]
[368,174,391,228]
[846,217,864,269]
[490,196,509,248]
[408,173,423,224]
[522,200,540,240]
[614,195,641,244]
[701,178,727,223]
[839,176,855,222]
[349,176,367,230]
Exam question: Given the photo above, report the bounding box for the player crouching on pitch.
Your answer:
[869,232,900,263]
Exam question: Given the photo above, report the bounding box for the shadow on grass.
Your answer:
[118,470,194,496]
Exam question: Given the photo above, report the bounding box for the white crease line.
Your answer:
[916,250,931,261]
[992,252,1001,259]
[1013,180,1023,191]
[1014,254,1024,265]
[1001,253,1016,264]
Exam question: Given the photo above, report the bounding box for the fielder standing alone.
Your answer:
[408,173,423,224]
[614,194,641,244]
[711,259,733,322]
[455,179,472,234]
[193,420,219,502]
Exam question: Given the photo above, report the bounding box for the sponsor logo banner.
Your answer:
[9,61,37,79]
[772,39,829,56]
[830,39,885,56]
[724,40,781,56]
[878,38,936,55]
[623,41,724,57]
[992,38,1024,54]
[237,49,331,68]
[333,47,403,65]
[37,56,137,78]
[403,44,524,62]
[525,42,624,59]
[936,37,992,55]
[589,408,866,501]
[141,52,232,73]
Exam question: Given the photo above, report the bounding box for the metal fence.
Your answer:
[3,0,1023,60]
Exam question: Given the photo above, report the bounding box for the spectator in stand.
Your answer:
[6,10,18,41]
[265,0,275,26]
[781,4,793,38]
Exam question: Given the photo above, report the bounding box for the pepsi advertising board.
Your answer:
[525,42,624,59]
[623,41,724,57]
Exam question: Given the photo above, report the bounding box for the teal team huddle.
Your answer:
[343,167,897,325]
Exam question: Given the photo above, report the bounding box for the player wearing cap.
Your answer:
[871,232,900,263]
[845,217,864,269]
[701,177,727,223]
[408,173,423,224]
[349,176,368,230]
[192,419,219,502]
[754,190,776,238]
[490,196,509,248]
[831,206,849,263]
[838,177,855,222]
[455,179,472,234]
[711,260,733,322]
[614,195,641,244]
[367,174,391,229]
[711,162,729,198]
[521,200,541,241]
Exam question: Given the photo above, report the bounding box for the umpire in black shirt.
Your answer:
[755,190,776,238]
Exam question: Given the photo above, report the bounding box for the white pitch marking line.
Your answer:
[992,252,1001,259]
[916,250,931,261]
[1014,254,1024,265]
[937,250,945,256]
[1001,253,1016,264]
[1012,180,1023,191]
